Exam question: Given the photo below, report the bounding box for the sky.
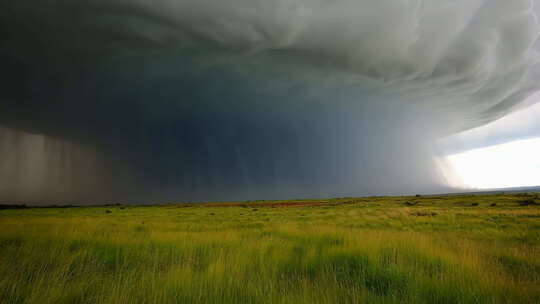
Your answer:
[1,0,540,204]
[441,100,540,189]
[447,137,540,189]
[439,96,540,154]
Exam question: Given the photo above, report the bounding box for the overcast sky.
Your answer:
[1,0,540,203]
[439,96,540,190]
[439,94,540,154]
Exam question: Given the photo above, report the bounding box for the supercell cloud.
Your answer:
[1,0,540,203]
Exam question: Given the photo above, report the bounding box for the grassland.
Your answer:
[0,193,539,303]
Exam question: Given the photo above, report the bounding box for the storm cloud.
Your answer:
[1,0,540,203]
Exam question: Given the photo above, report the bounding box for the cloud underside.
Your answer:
[1,0,540,202]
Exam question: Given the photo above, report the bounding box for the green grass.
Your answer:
[0,193,539,303]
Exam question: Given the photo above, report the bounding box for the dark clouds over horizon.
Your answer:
[1,0,540,203]
[439,99,540,154]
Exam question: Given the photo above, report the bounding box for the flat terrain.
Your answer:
[0,194,539,303]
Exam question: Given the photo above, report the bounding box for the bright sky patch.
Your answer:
[447,138,540,189]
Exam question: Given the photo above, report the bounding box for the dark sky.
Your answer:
[1,0,540,204]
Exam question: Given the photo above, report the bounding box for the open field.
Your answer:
[0,194,539,303]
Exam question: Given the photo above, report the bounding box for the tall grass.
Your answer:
[0,194,539,303]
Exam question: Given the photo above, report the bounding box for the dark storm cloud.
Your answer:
[439,101,540,154]
[1,0,540,203]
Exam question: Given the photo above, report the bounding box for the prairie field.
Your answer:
[0,194,539,303]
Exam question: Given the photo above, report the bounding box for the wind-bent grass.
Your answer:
[0,194,539,303]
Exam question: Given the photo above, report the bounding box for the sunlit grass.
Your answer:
[0,194,539,303]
